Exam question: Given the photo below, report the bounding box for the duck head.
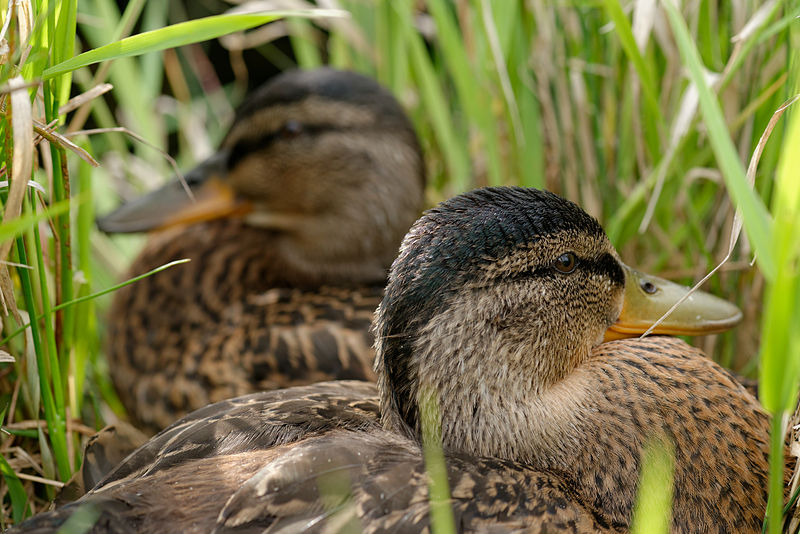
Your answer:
[375,187,741,457]
[97,68,425,285]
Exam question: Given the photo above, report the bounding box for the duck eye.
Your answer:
[640,280,658,294]
[281,120,303,138]
[553,252,577,274]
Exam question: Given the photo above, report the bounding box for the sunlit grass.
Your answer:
[0,0,322,523]
[631,437,675,534]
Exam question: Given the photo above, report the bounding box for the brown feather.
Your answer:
[108,221,381,432]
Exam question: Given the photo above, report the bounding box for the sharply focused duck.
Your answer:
[17,187,766,533]
[98,68,426,432]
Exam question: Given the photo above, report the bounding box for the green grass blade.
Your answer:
[50,0,78,107]
[27,197,66,434]
[486,0,516,57]
[718,1,783,92]
[756,5,800,46]
[0,260,190,347]
[473,1,508,187]
[631,437,675,534]
[662,1,774,280]
[760,102,800,415]
[55,503,99,534]
[288,18,323,68]
[36,426,56,500]
[78,0,163,153]
[420,389,456,534]
[0,454,30,523]
[0,403,30,523]
[13,236,70,481]
[113,0,147,42]
[759,24,800,534]
[427,0,502,187]
[138,1,169,103]
[601,0,665,138]
[46,150,74,403]
[71,152,96,420]
[44,10,344,79]
[0,199,71,244]
[394,5,470,190]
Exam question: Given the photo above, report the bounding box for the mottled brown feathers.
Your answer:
[16,339,776,533]
[576,337,772,531]
[15,382,613,533]
[108,220,380,432]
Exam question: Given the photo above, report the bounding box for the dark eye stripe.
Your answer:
[227,123,339,168]
[508,251,623,286]
[583,252,624,287]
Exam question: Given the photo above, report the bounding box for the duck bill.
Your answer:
[603,264,743,342]
[96,151,252,233]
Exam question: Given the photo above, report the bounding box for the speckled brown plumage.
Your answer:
[108,221,381,431]
[16,187,782,533]
[102,68,424,432]
[13,342,777,534]
[16,382,614,533]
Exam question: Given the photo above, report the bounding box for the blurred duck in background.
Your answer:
[98,68,426,434]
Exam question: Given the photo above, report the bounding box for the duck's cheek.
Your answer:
[488,287,551,331]
[607,290,625,329]
[567,295,621,347]
[229,154,310,211]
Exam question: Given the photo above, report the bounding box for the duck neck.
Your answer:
[380,303,597,466]
[427,334,592,465]
[271,214,398,287]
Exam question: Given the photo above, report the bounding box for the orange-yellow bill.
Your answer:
[96,152,252,234]
[604,264,742,342]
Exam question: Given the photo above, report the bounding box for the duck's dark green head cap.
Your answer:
[384,187,605,303]
[376,186,608,429]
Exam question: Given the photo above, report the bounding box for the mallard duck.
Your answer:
[16,187,764,533]
[98,68,426,432]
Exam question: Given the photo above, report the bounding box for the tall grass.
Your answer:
[0,0,316,523]
[0,0,797,530]
[311,0,795,373]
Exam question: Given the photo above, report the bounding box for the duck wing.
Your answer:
[94,380,381,489]
[12,381,613,533]
[213,431,617,534]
